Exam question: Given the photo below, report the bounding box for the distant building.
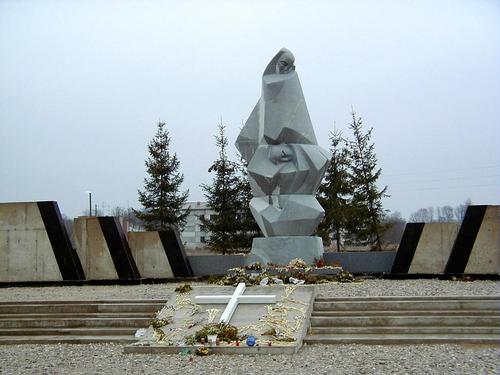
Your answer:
[180,201,214,250]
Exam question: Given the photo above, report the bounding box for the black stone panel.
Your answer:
[390,223,425,274]
[37,201,84,280]
[98,217,140,280]
[445,205,488,274]
[158,228,193,277]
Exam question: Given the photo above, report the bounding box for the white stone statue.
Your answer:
[236,48,330,264]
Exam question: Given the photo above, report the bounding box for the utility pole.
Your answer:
[85,191,93,216]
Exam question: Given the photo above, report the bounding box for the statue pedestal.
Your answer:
[247,236,324,266]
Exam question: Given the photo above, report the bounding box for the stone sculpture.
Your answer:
[236,48,330,265]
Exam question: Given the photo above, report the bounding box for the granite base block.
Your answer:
[248,236,324,266]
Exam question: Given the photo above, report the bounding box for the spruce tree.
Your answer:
[200,123,245,254]
[236,156,261,248]
[135,121,189,231]
[316,129,352,251]
[346,111,388,249]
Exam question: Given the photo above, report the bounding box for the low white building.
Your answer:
[180,201,215,250]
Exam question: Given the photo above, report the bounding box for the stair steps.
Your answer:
[0,299,166,344]
[305,296,500,345]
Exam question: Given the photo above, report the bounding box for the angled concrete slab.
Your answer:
[124,284,316,354]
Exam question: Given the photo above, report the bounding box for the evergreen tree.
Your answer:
[346,111,388,249]
[316,129,352,251]
[135,121,189,231]
[200,123,246,254]
[236,156,262,248]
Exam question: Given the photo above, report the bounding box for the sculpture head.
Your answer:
[269,145,293,164]
[276,49,295,74]
[263,48,296,76]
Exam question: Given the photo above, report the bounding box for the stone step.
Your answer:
[0,335,137,345]
[304,333,500,345]
[310,315,500,327]
[0,299,163,345]
[0,327,137,336]
[0,303,164,314]
[0,299,167,305]
[311,309,500,317]
[309,326,500,335]
[313,300,500,311]
[0,312,154,319]
[314,296,500,302]
[0,317,151,329]
[305,296,500,345]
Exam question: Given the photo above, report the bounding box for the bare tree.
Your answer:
[427,207,435,222]
[437,205,454,222]
[381,211,406,245]
[454,198,472,222]
[110,206,127,217]
[410,199,473,223]
[82,208,104,216]
[409,207,434,222]
[109,206,144,231]
[61,214,74,241]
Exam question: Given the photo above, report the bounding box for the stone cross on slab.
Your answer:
[194,283,277,324]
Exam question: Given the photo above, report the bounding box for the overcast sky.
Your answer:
[1,0,499,220]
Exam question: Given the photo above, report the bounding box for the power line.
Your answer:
[383,165,500,178]
[389,183,499,193]
[381,174,500,185]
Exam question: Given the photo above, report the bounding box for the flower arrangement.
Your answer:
[194,322,238,343]
[175,284,192,293]
[195,347,210,356]
[314,257,327,268]
[206,258,354,286]
[288,258,307,268]
[149,317,171,329]
[245,262,262,270]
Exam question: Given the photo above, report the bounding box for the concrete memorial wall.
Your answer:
[391,222,460,274]
[128,229,192,279]
[0,201,84,282]
[392,205,500,275]
[128,232,173,278]
[1,200,193,282]
[73,216,140,280]
[445,205,500,274]
[2,201,498,282]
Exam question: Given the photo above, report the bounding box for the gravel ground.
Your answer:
[0,283,177,302]
[315,279,500,297]
[0,279,499,374]
[0,279,498,301]
[0,343,498,375]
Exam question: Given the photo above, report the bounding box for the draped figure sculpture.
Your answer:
[236,48,330,264]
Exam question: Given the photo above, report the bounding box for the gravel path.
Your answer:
[0,282,203,301]
[0,279,498,301]
[0,279,499,374]
[315,279,500,297]
[0,343,498,374]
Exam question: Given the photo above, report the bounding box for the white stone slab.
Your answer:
[195,283,276,323]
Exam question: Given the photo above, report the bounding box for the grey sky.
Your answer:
[1,0,499,220]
